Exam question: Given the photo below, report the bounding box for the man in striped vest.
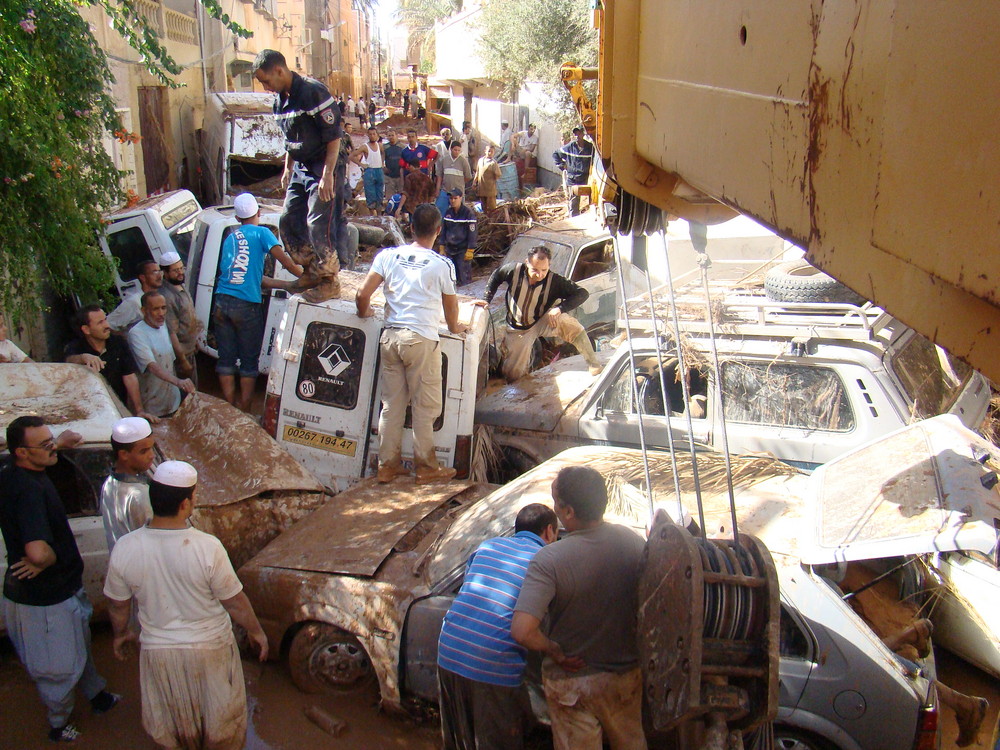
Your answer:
[479,245,602,381]
[437,503,559,750]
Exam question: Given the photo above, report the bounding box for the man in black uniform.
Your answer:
[478,246,602,381]
[0,417,120,742]
[252,49,348,302]
[553,127,595,216]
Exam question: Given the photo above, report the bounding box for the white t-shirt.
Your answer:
[371,243,457,340]
[128,319,181,417]
[0,339,28,363]
[104,526,243,649]
[107,292,142,332]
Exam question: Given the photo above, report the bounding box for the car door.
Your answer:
[102,215,161,298]
[272,298,383,492]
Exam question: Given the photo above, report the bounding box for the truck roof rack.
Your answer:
[620,267,895,343]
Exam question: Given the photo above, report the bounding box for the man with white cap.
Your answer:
[158,251,202,386]
[213,192,301,411]
[104,460,269,750]
[100,417,155,553]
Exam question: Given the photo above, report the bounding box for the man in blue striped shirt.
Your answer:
[438,503,559,750]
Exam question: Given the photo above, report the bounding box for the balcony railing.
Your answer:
[135,0,198,46]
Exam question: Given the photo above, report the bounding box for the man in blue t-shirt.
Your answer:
[437,503,559,750]
[213,193,301,411]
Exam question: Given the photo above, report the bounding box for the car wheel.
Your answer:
[287,623,376,694]
[773,727,836,750]
[764,260,866,305]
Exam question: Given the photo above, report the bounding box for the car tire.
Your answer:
[773,727,837,750]
[764,260,866,305]
[287,622,376,694]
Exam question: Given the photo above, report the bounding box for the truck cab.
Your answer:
[99,189,202,298]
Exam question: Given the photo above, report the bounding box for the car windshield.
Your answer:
[890,333,974,418]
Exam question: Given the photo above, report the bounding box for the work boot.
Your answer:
[883,618,934,657]
[955,694,988,747]
[415,465,457,484]
[377,463,409,483]
[301,274,342,304]
[572,332,602,375]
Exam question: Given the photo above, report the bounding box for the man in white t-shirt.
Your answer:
[356,204,468,484]
[127,292,195,417]
[104,461,268,750]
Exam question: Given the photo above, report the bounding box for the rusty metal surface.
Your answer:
[152,393,323,507]
[475,353,609,431]
[249,478,479,577]
[0,363,126,449]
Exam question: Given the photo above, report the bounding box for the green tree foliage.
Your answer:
[395,0,462,74]
[0,0,248,321]
[475,0,597,129]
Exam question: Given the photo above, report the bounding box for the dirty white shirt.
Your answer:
[128,320,181,417]
[107,292,143,332]
[104,526,243,649]
[99,472,152,553]
[0,339,28,363]
[371,243,456,341]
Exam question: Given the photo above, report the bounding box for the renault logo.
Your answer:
[317,343,351,377]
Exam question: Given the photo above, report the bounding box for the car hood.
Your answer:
[801,414,1000,564]
[475,354,608,432]
[0,363,127,449]
[246,479,485,577]
[152,393,323,507]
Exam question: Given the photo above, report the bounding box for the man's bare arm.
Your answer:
[355,271,384,318]
[269,245,303,277]
[442,293,466,334]
[107,596,138,660]
[510,611,585,671]
[10,540,56,580]
[220,591,269,661]
[147,361,195,394]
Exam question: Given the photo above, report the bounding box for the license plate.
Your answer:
[283,425,357,457]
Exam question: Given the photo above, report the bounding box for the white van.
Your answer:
[262,275,489,493]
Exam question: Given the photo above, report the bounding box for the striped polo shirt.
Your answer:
[437,531,546,687]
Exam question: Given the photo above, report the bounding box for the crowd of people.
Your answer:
[1,413,268,746]
[0,49,618,747]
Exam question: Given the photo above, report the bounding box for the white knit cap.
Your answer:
[152,460,198,488]
[159,250,181,266]
[233,193,259,219]
[111,417,152,444]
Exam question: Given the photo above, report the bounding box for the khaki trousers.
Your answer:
[502,312,586,382]
[543,667,647,750]
[378,328,443,471]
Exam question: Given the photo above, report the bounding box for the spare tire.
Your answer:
[764,260,866,305]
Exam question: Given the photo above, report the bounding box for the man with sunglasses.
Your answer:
[0,417,120,742]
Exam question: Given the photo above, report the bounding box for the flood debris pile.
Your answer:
[475,189,569,258]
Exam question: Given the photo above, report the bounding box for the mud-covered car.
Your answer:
[238,446,939,750]
[476,294,989,474]
[0,363,326,625]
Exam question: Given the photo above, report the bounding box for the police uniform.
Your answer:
[274,72,353,285]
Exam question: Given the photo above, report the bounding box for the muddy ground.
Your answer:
[1,622,996,749]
